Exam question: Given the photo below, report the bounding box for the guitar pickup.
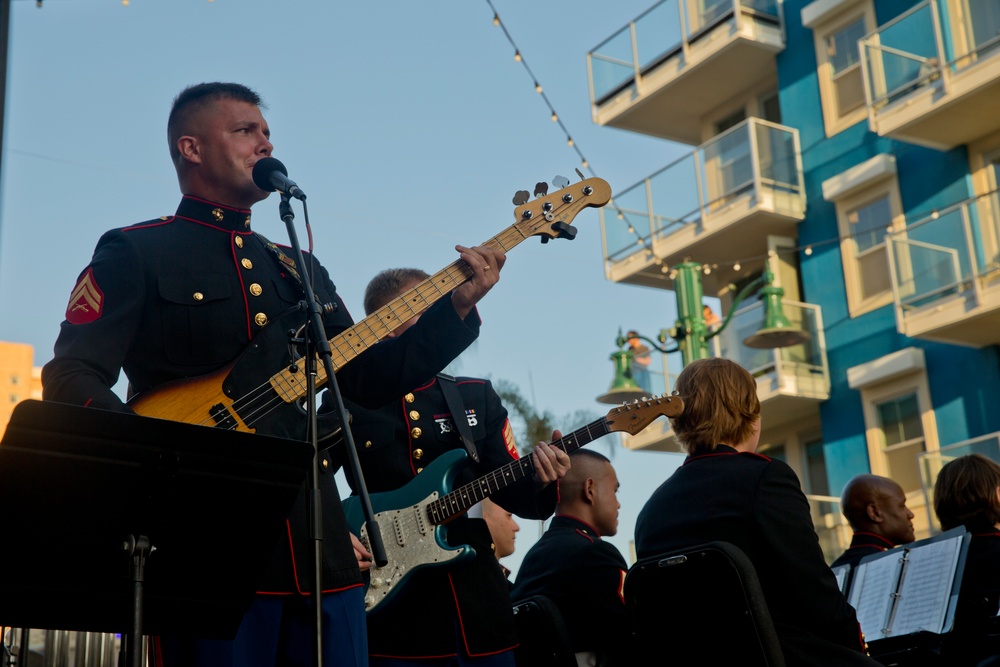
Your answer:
[210,403,240,430]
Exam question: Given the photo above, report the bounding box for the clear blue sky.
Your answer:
[0,0,690,575]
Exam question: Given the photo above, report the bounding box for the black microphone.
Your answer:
[252,157,307,201]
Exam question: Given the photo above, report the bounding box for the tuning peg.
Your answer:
[552,175,570,188]
[512,190,530,206]
[534,182,549,198]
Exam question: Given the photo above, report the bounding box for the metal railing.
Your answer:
[917,432,1000,534]
[886,190,1000,317]
[587,0,782,106]
[601,118,804,269]
[859,0,1000,112]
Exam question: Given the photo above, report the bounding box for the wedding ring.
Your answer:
[483,265,491,271]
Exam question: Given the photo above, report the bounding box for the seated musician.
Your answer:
[340,267,570,666]
[934,454,1000,665]
[832,473,915,570]
[482,498,519,583]
[634,357,877,667]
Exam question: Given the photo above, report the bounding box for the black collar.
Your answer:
[174,195,254,233]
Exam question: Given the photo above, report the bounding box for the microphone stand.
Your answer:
[275,193,387,667]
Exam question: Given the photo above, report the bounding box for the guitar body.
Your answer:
[343,449,475,614]
[129,306,314,441]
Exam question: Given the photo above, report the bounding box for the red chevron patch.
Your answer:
[65,268,104,324]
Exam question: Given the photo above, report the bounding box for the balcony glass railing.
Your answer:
[588,0,781,105]
[887,190,1000,312]
[602,118,803,268]
[860,0,1000,110]
[708,299,828,391]
[807,494,851,565]
[917,432,1000,533]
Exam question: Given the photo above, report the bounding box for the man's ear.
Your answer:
[866,502,883,523]
[176,135,201,164]
[584,478,596,505]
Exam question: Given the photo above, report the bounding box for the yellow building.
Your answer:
[0,341,42,437]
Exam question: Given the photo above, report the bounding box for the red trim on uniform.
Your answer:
[122,218,174,232]
[455,378,487,387]
[83,398,94,408]
[151,636,164,667]
[742,451,772,462]
[448,571,518,657]
[848,532,895,550]
[556,513,603,539]
[174,215,248,233]
[684,448,771,465]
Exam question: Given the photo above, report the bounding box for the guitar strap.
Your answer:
[437,373,480,463]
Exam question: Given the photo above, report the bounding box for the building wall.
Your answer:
[0,341,42,436]
[777,0,1000,497]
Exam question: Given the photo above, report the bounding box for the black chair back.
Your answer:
[625,541,785,666]
[511,594,577,667]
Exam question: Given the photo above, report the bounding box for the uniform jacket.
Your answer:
[342,375,557,658]
[634,446,876,667]
[42,196,479,595]
[831,532,897,570]
[942,529,1000,665]
[510,515,629,665]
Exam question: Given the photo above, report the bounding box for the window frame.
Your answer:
[811,2,876,137]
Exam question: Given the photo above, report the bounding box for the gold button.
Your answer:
[404,393,415,403]
[413,448,423,460]
[410,427,422,439]
[365,440,372,449]
[241,258,253,270]
[193,292,204,301]
[490,542,496,553]
[212,208,224,222]
[254,312,268,326]
[416,467,424,474]
[249,283,263,296]
[409,410,420,421]
[235,236,244,248]
[321,458,329,469]
[244,216,251,228]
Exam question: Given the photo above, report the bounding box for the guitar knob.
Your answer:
[364,595,374,608]
[370,577,385,589]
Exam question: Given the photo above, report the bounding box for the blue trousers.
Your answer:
[158,587,367,667]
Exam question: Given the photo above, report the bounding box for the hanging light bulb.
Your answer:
[551,112,558,122]
[514,51,522,62]
[733,262,741,272]
[493,13,500,26]
[535,83,543,94]
[805,246,813,256]
[627,225,635,234]
[122,0,130,5]
[582,160,589,168]
[567,137,574,147]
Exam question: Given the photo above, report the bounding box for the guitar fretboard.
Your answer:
[425,417,613,525]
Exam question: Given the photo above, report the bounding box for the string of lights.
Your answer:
[484,0,944,285]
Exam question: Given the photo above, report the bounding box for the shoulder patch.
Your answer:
[65,268,104,324]
[503,420,519,459]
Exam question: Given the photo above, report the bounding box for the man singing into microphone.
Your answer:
[42,82,505,667]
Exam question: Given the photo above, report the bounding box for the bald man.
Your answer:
[511,450,629,666]
[831,474,915,570]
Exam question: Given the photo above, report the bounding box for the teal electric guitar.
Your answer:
[342,394,684,614]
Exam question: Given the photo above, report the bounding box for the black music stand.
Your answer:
[0,400,313,666]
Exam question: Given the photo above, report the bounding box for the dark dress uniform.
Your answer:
[941,529,1000,665]
[831,532,897,569]
[634,446,877,667]
[510,515,629,665]
[41,197,480,659]
[341,375,557,660]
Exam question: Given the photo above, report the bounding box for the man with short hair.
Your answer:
[342,267,569,666]
[832,474,915,569]
[511,450,629,666]
[42,83,504,667]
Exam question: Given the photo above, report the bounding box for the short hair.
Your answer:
[669,357,760,455]
[167,82,264,163]
[363,268,429,315]
[840,474,899,530]
[934,454,1000,531]
[559,449,613,503]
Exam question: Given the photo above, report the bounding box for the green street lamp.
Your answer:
[596,262,809,404]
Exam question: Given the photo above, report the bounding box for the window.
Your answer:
[858,367,939,502]
[835,179,903,316]
[812,3,875,136]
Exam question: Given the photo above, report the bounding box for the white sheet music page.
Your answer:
[849,553,901,640]
[890,536,962,636]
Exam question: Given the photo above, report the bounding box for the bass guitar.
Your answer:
[342,394,683,613]
[127,178,611,440]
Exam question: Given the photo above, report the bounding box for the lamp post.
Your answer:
[596,263,810,404]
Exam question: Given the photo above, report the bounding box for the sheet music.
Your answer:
[849,554,902,640]
[889,537,962,636]
[832,564,850,594]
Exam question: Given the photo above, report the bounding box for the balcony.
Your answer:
[859,0,1000,150]
[600,118,805,296]
[621,299,829,452]
[886,190,1000,347]
[587,0,785,144]
[918,432,1000,533]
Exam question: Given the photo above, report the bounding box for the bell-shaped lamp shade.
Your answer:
[743,284,811,349]
[596,349,648,404]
